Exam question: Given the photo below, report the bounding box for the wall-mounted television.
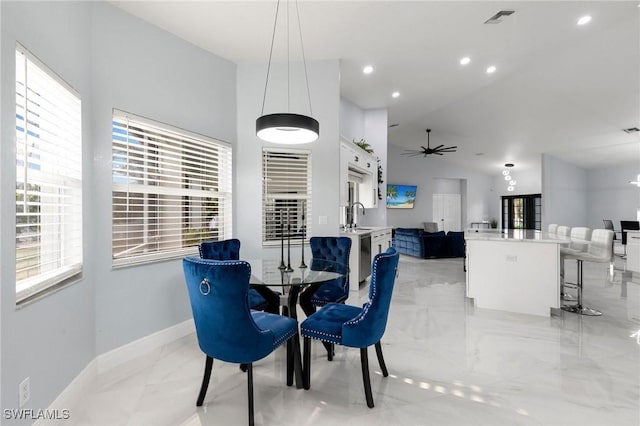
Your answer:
[386,184,417,209]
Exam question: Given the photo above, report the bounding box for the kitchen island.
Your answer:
[466,229,569,317]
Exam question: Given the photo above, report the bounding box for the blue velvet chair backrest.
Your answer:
[309,236,351,289]
[342,247,399,348]
[199,239,241,260]
[182,256,275,364]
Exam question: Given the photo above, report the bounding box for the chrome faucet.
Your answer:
[349,202,366,229]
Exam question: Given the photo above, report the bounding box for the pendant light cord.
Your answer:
[287,0,290,112]
[261,0,281,116]
[295,0,313,116]
[260,0,314,117]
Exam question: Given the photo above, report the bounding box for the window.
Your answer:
[112,110,232,266]
[501,194,542,230]
[15,45,83,302]
[262,148,311,245]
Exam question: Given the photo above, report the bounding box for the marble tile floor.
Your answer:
[65,255,639,426]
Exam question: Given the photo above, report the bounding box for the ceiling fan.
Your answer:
[402,129,457,157]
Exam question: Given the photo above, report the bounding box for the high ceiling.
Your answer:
[111,1,640,174]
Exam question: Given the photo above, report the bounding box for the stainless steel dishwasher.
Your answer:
[359,233,372,282]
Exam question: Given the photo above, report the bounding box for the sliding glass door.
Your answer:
[501,194,541,230]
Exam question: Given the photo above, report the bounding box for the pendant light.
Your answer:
[256,0,319,144]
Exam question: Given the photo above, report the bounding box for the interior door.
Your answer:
[433,194,461,232]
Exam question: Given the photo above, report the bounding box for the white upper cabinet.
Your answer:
[340,138,378,208]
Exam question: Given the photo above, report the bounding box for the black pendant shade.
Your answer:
[256,113,319,144]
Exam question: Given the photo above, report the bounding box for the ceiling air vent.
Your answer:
[623,127,640,133]
[484,10,515,24]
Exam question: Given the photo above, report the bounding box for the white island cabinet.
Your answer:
[627,231,640,273]
[466,230,566,317]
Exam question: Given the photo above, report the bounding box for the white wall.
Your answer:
[542,154,588,227]
[587,161,640,229]
[236,60,341,260]
[362,109,388,227]
[90,3,237,355]
[1,0,237,414]
[1,1,95,415]
[339,98,365,143]
[386,143,495,228]
[543,155,638,230]
[339,98,388,227]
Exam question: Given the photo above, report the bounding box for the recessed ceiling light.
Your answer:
[363,65,374,74]
[460,57,471,65]
[392,91,400,98]
[486,66,497,74]
[577,15,592,26]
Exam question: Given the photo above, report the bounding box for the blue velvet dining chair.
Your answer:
[299,236,351,316]
[299,236,351,360]
[301,247,400,408]
[183,256,298,426]
[199,239,278,313]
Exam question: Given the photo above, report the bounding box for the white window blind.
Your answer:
[262,148,311,245]
[112,110,232,266]
[15,44,83,303]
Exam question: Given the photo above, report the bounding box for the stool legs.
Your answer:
[562,259,602,316]
[560,256,575,301]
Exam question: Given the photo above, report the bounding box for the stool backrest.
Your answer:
[556,226,571,238]
[548,224,558,234]
[587,229,614,261]
[569,227,592,252]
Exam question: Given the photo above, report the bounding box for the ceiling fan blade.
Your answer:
[433,152,444,155]
[433,144,444,150]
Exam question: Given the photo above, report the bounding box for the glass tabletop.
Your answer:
[248,258,346,287]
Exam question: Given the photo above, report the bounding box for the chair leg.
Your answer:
[286,338,294,387]
[324,342,334,361]
[196,356,213,406]
[360,347,375,408]
[374,341,388,377]
[303,337,311,390]
[247,363,254,426]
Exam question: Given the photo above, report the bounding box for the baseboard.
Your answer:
[34,359,97,426]
[97,319,195,374]
[35,319,194,425]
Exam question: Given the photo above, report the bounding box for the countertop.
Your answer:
[465,229,570,244]
[339,226,391,236]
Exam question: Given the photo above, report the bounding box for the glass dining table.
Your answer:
[248,258,346,389]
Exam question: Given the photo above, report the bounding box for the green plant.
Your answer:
[489,218,498,229]
[353,138,374,153]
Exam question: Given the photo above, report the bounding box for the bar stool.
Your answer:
[561,229,614,316]
[560,227,591,301]
[556,226,571,238]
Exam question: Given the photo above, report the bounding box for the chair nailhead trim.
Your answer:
[273,330,296,347]
[301,328,341,341]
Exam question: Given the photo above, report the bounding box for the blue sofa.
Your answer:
[392,228,465,258]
